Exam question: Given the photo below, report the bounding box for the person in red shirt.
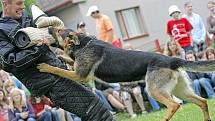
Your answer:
[167,5,193,52]
[31,95,60,121]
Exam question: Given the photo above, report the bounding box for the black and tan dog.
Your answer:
[37,29,213,121]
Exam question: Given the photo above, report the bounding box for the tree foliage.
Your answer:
[25,0,36,14]
[0,0,36,14]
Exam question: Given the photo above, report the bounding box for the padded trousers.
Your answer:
[47,77,114,121]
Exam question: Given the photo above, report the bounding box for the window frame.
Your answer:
[115,6,149,41]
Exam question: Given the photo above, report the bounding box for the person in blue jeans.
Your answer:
[143,88,160,111]
[30,95,61,121]
[139,83,160,112]
[186,50,215,98]
[94,89,113,111]
[191,77,215,98]
[37,111,59,121]
[85,80,113,111]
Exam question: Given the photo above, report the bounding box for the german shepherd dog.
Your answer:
[37,29,213,121]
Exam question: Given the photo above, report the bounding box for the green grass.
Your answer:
[116,99,215,121]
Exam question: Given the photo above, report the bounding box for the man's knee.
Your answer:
[132,86,141,95]
[42,111,52,117]
[199,78,210,85]
[193,79,200,85]
[26,118,36,121]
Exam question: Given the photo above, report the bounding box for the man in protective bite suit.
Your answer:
[0,0,113,121]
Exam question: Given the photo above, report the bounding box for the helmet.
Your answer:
[168,5,181,16]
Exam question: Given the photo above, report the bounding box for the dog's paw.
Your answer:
[37,63,52,72]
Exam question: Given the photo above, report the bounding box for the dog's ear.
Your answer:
[68,32,80,45]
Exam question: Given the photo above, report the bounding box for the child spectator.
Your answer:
[0,70,31,98]
[0,88,9,121]
[205,48,215,88]
[8,88,36,121]
[77,21,89,35]
[0,70,10,83]
[167,5,193,52]
[3,80,27,104]
[206,47,215,60]
[164,40,185,59]
[196,51,207,61]
[30,95,60,121]
[10,75,31,98]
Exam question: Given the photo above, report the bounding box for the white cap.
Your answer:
[86,5,99,16]
[168,5,181,16]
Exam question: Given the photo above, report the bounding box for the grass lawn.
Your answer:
[116,99,215,121]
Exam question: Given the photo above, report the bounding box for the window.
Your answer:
[116,7,148,40]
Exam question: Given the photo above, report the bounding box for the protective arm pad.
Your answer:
[35,16,64,29]
[14,27,55,49]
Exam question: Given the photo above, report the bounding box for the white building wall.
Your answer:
[50,5,83,30]
[42,0,210,51]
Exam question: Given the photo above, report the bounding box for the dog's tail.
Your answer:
[170,57,215,72]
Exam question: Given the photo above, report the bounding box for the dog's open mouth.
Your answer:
[67,32,80,45]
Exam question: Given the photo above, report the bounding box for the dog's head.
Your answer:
[49,27,94,58]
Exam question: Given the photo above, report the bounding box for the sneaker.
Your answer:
[110,111,117,115]
[111,111,118,120]
[130,114,137,119]
[142,111,148,116]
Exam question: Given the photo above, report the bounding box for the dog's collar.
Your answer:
[82,39,93,49]
[74,39,93,56]
[79,35,96,48]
